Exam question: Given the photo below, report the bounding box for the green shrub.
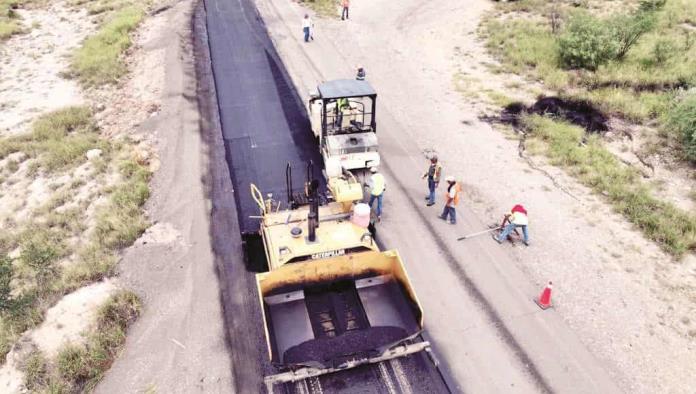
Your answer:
[558,12,617,71]
[651,37,678,65]
[559,7,659,70]
[666,92,696,163]
[609,12,656,59]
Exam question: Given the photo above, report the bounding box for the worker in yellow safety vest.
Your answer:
[422,155,442,206]
[365,167,386,220]
[438,176,460,224]
[336,97,350,128]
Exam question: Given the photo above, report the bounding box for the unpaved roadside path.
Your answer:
[95,1,233,392]
[257,0,695,393]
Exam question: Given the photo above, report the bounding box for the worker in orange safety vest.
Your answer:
[438,176,460,224]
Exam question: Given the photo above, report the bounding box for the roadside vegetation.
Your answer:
[0,106,151,363]
[22,291,141,392]
[1,0,151,390]
[0,0,22,41]
[481,0,696,257]
[302,0,340,17]
[483,0,696,159]
[521,115,696,256]
[0,0,26,40]
[70,4,145,86]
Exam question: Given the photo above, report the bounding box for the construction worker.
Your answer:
[422,155,442,206]
[493,204,529,246]
[336,97,349,128]
[356,66,366,80]
[439,176,460,224]
[302,14,312,42]
[341,0,350,20]
[365,167,386,220]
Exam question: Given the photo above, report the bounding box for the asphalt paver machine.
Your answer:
[250,163,429,391]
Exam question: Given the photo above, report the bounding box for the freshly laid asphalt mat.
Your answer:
[205,0,325,236]
[202,0,449,392]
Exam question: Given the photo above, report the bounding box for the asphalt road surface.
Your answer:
[199,0,623,393]
[199,0,448,392]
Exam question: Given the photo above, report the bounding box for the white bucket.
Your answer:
[351,203,371,228]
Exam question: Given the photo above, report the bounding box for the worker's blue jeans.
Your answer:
[499,223,529,244]
[369,194,383,217]
[427,178,437,204]
[303,27,310,42]
[440,205,456,224]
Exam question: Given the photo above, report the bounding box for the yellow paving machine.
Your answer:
[250,163,429,391]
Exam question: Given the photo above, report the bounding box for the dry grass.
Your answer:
[303,0,338,17]
[0,109,151,363]
[522,115,696,256]
[21,291,141,392]
[0,0,24,40]
[70,5,144,86]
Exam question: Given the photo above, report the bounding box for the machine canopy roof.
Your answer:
[317,79,377,100]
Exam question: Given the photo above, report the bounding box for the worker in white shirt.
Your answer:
[302,14,313,42]
[365,167,386,221]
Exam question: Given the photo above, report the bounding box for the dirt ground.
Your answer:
[0,1,94,135]
[256,0,695,392]
[1,0,233,391]
[0,2,108,391]
[94,0,234,392]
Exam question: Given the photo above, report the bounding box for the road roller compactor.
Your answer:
[250,163,432,391]
[308,79,380,173]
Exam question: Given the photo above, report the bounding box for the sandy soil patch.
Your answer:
[0,342,28,394]
[137,222,182,245]
[0,1,95,136]
[30,280,117,357]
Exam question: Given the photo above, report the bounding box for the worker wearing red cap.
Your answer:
[493,204,529,246]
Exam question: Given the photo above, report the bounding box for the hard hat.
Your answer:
[370,167,378,173]
[445,175,455,183]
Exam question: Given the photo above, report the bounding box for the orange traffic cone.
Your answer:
[535,281,553,310]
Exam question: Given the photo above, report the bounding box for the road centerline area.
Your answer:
[198,0,623,392]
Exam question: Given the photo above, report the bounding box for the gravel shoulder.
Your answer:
[94,1,234,392]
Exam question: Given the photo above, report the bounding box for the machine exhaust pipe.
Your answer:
[307,179,319,242]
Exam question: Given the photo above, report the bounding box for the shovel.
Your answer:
[457,226,501,241]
